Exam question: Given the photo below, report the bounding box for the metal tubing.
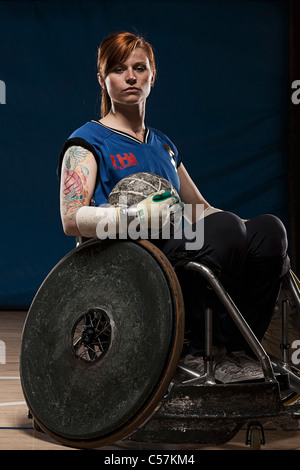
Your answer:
[184,262,276,383]
[205,308,213,358]
[270,356,300,393]
[204,308,216,384]
[75,236,83,247]
[281,300,290,364]
[176,362,202,379]
[284,271,300,312]
[177,309,216,384]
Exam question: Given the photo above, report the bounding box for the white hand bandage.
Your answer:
[75,192,184,240]
[76,205,119,238]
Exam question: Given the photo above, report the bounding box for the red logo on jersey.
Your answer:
[110,152,139,170]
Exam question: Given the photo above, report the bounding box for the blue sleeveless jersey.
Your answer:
[59,120,181,206]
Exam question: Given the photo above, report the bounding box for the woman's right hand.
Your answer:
[136,190,184,233]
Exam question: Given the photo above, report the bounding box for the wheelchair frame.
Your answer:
[23,237,300,449]
[125,259,300,449]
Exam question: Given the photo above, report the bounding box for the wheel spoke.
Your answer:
[72,308,112,363]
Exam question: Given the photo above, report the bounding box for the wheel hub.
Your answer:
[72,308,112,363]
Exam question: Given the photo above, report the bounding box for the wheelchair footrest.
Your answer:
[127,381,283,445]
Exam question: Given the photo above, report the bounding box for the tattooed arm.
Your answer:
[60,146,98,236]
[60,145,137,238]
[60,145,180,238]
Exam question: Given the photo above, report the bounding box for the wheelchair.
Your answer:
[20,237,300,450]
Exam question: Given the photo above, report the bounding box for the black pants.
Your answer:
[156,212,289,355]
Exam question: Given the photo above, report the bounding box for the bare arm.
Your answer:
[60,146,98,236]
[60,145,181,238]
[178,164,210,224]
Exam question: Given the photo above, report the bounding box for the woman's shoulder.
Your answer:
[68,120,111,142]
[148,126,178,149]
[148,126,182,167]
[59,121,110,176]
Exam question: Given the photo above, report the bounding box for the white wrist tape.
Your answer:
[76,206,119,238]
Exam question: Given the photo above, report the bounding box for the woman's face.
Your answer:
[99,47,154,108]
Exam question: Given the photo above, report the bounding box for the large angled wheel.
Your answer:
[20,239,184,449]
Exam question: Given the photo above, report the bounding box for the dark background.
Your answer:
[0,0,297,308]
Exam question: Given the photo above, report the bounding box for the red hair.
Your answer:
[97,32,156,117]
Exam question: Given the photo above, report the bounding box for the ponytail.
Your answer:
[101,86,111,118]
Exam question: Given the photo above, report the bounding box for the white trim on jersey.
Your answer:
[91,120,150,144]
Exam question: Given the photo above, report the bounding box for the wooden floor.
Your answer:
[1,311,300,451]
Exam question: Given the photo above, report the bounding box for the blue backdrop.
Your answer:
[0,0,290,308]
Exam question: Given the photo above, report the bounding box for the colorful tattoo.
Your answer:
[61,146,90,219]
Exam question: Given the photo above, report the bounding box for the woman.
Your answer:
[59,32,289,383]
